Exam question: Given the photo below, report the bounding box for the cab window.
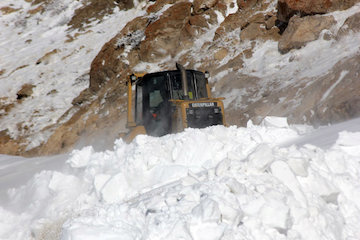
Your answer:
[169,72,195,100]
[194,72,208,99]
[142,74,168,115]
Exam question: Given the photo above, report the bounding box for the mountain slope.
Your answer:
[1,0,360,155]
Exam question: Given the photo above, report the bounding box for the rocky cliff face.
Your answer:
[1,0,360,156]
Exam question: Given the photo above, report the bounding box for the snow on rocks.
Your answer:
[1,117,360,239]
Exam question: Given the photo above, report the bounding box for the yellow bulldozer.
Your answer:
[124,63,226,142]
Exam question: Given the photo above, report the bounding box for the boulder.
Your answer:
[277,0,360,23]
[278,15,336,54]
[214,48,229,61]
[214,8,280,41]
[214,12,248,40]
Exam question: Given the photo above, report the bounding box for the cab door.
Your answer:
[141,74,172,136]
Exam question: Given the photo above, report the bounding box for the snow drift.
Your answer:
[1,117,360,240]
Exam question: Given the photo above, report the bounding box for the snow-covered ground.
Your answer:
[1,117,360,240]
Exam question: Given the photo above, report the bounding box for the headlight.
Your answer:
[130,74,137,82]
[205,71,210,79]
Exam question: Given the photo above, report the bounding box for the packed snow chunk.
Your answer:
[302,171,340,204]
[93,174,112,199]
[287,156,309,177]
[248,144,274,172]
[166,220,193,240]
[259,199,290,230]
[67,146,94,168]
[191,198,221,223]
[61,223,138,240]
[149,164,189,187]
[0,207,18,238]
[270,161,307,207]
[242,197,266,216]
[333,131,360,156]
[189,198,225,240]
[99,173,132,203]
[260,116,289,128]
[189,222,225,240]
[47,172,84,210]
[279,146,310,177]
[335,131,360,146]
[217,198,243,226]
[224,178,247,195]
[215,158,231,176]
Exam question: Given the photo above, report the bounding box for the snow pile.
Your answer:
[1,117,360,240]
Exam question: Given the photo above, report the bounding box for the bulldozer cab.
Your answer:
[125,64,226,141]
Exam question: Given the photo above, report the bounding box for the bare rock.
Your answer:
[0,6,20,14]
[139,2,192,62]
[241,22,270,40]
[214,48,229,61]
[189,15,209,28]
[89,16,148,92]
[17,84,35,100]
[313,55,360,124]
[72,88,94,106]
[240,14,280,41]
[193,0,219,14]
[146,0,176,13]
[338,11,360,37]
[237,0,260,9]
[214,6,280,41]
[0,130,23,155]
[278,15,336,54]
[36,49,58,65]
[68,0,134,30]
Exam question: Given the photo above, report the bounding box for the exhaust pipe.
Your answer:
[176,62,189,99]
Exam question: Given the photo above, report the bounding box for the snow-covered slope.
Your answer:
[1,0,360,155]
[0,0,147,150]
[1,117,360,240]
